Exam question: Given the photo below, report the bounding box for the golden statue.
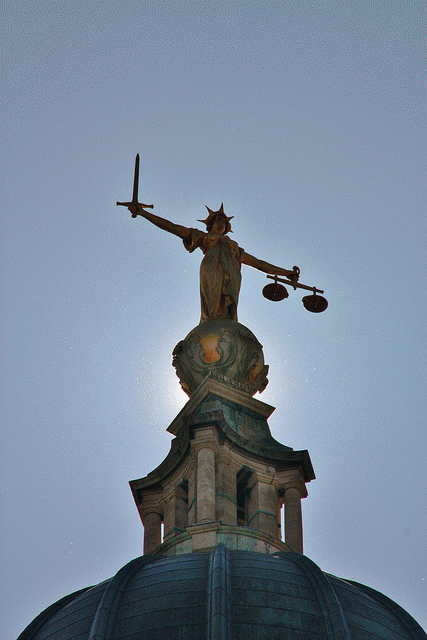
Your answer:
[127,202,299,323]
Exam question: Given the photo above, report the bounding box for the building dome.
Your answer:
[19,544,425,640]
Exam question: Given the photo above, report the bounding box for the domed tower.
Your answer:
[18,317,427,640]
[18,193,426,639]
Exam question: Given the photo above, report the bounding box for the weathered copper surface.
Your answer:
[19,546,426,640]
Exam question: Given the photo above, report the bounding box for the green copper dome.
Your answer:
[18,544,426,640]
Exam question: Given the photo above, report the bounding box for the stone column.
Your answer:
[197,446,216,523]
[143,511,162,555]
[284,487,303,553]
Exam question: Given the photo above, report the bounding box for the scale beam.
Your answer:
[264,274,328,313]
[266,274,324,295]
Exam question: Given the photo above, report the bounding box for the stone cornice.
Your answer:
[167,376,275,436]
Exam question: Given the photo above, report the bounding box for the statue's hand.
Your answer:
[289,266,300,282]
[128,203,154,218]
[128,203,143,218]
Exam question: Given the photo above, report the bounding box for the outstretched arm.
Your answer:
[242,252,299,280]
[128,203,191,241]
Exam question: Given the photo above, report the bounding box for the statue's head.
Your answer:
[198,203,233,234]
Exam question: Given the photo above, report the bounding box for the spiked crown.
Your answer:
[198,203,233,233]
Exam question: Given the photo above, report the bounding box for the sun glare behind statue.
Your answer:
[164,366,188,414]
[258,333,297,427]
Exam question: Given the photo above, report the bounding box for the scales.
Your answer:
[263,272,328,313]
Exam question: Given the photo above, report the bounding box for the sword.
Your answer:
[116,154,154,216]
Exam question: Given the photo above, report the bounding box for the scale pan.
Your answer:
[302,294,328,313]
[263,283,289,301]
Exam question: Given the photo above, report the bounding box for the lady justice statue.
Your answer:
[127,201,299,324]
[118,159,323,396]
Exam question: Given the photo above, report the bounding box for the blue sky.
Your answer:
[1,1,426,637]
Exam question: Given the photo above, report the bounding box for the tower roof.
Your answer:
[19,544,426,640]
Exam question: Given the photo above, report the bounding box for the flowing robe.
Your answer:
[183,229,244,322]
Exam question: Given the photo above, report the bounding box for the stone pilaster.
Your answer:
[247,473,280,539]
[187,466,197,525]
[196,446,216,523]
[162,485,188,539]
[175,485,188,532]
[284,486,303,553]
[216,454,237,525]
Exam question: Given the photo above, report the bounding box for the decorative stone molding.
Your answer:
[136,490,164,522]
[190,427,219,456]
[274,468,308,504]
[156,522,293,556]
